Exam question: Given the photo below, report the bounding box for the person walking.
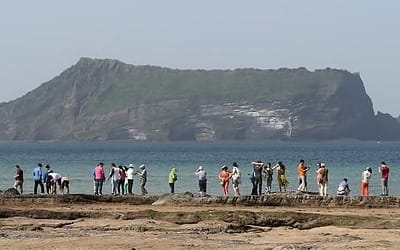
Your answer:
[93,163,105,195]
[360,166,372,196]
[126,164,135,194]
[14,165,24,194]
[32,163,44,194]
[231,162,241,196]
[379,161,389,196]
[195,165,207,197]
[168,167,178,193]
[136,164,148,195]
[218,165,230,196]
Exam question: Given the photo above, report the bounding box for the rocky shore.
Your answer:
[2,191,399,208]
[1,192,399,249]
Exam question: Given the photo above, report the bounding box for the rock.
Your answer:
[152,192,194,206]
[3,188,20,196]
[272,245,296,250]
[183,191,194,197]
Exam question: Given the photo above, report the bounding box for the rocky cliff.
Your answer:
[0,57,399,141]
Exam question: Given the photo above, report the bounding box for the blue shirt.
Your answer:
[32,166,42,181]
[338,180,349,191]
[43,171,50,182]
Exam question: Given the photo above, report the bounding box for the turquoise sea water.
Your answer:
[0,141,399,196]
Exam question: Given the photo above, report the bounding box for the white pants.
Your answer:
[111,179,118,195]
[298,175,306,191]
[318,183,328,196]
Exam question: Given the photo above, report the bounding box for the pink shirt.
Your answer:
[94,166,105,180]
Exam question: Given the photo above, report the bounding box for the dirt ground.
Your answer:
[1,195,400,250]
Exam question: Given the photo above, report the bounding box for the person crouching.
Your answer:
[61,176,70,194]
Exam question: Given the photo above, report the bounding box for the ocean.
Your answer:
[0,141,399,196]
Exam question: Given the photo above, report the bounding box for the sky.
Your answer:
[1,1,399,116]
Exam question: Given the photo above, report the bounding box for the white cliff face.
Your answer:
[195,122,216,141]
[196,102,296,140]
[80,100,299,141]
[128,129,147,140]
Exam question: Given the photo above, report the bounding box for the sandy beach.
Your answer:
[1,193,400,250]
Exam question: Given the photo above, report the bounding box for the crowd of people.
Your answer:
[93,162,149,196]
[30,163,69,195]
[211,160,291,197]
[9,160,390,197]
[200,160,390,197]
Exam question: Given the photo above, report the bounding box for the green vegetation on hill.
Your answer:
[69,63,344,116]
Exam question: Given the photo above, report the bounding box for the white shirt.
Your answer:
[126,168,135,180]
[361,170,371,183]
[110,167,121,181]
[49,172,61,180]
[232,166,241,179]
[195,169,206,180]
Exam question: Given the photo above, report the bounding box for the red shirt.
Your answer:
[380,165,389,179]
[119,169,126,180]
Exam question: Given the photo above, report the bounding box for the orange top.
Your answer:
[219,170,230,182]
[297,163,307,176]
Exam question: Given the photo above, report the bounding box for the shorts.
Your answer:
[232,177,241,185]
[14,180,23,188]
